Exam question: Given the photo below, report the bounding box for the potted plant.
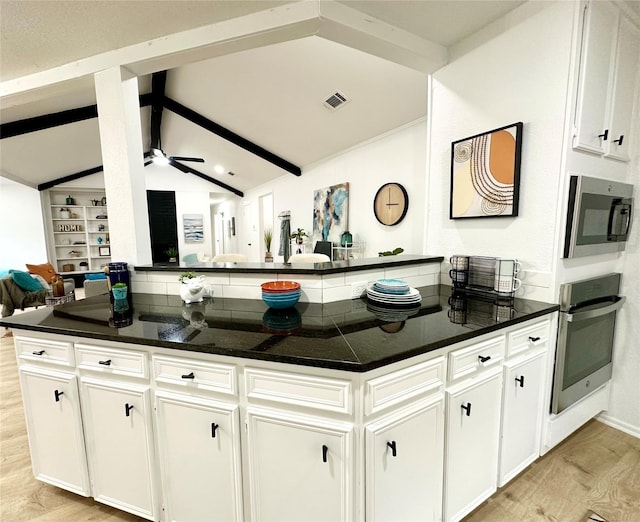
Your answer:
[378,247,404,256]
[165,247,178,263]
[59,207,70,219]
[112,282,128,300]
[290,227,307,244]
[178,272,206,303]
[264,228,273,262]
[79,261,89,271]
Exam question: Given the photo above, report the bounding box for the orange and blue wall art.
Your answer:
[450,122,523,219]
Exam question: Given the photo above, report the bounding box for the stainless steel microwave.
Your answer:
[563,175,634,258]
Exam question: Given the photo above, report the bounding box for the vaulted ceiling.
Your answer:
[1,0,543,194]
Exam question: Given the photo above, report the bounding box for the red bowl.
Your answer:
[261,281,300,292]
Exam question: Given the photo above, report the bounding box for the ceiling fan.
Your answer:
[147,70,204,166]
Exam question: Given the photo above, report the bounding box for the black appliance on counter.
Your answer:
[563,174,633,258]
[552,273,625,414]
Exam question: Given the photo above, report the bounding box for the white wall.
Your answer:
[0,176,48,269]
[242,120,427,262]
[427,1,575,303]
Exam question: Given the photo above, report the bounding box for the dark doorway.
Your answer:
[147,190,178,263]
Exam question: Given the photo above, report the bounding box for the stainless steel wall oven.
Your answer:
[552,273,625,414]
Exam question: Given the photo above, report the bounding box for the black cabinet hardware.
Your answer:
[461,402,472,416]
[322,445,328,463]
[181,372,195,379]
[98,359,112,366]
[54,390,64,402]
[211,422,219,438]
[613,135,624,145]
[528,336,540,343]
[515,375,525,388]
[478,355,491,363]
[32,350,45,356]
[125,403,134,417]
[387,440,397,457]
[598,129,609,140]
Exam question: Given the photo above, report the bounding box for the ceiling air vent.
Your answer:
[323,91,350,110]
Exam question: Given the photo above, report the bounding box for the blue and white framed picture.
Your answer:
[183,214,204,242]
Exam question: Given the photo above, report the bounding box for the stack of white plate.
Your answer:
[366,278,422,307]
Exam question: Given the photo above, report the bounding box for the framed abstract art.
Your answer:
[450,122,523,219]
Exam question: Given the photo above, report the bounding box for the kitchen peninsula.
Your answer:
[132,254,445,304]
[2,271,559,522]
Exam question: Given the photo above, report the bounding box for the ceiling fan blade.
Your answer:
[169,156,205,163]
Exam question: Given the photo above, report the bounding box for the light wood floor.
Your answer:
[1,332,639,522]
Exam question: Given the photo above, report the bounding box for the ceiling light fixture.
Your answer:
[151,148,170,165]
[214,164,225,174]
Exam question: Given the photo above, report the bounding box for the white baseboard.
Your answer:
[596,413,640,439]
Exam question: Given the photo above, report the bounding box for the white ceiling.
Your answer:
[1,0,542,194]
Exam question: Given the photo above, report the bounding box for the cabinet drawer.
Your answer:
[365,356,445,416]
[507,320,549,359]
[152,355,237,396]
[15,336,74,367]
[75,344,148,378]
[448,337,504,383]
[245,368,352,414]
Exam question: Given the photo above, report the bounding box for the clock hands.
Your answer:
[386,186,398,207]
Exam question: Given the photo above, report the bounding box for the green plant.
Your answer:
[112,282,127,289]
[290,227,307,241]
[264,228,273,252]
[165,247,178,257]
[378,247,404,256]
[178,271,197,283]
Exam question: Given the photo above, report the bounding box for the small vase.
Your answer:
[265,252,273,263]
[112,286,128,300]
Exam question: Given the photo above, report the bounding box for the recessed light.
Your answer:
[214,164,225,174]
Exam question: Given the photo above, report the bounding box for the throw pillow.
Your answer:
[31,274,52,291]
[26,262,58,284]
[85,272,107,280]
[9,270,44,292]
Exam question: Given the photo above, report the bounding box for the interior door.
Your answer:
[242,202,258,261]
[147,190,178,263]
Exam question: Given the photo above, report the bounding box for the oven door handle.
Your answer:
[566,296,626,322]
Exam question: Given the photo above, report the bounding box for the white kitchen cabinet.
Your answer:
[443,367,503,522]
[498,350,546,486]
[573,0,640,161]
[155,391,243,522]
[18,367,90,496]
[80,377,159,521]
[365,395,444,522]
[604,15,640,161]
[246,407,355,522]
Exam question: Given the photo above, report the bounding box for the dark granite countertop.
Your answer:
[0,286,558,372]
[134,254,444,275]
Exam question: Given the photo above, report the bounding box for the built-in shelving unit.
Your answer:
[43,189,111,275]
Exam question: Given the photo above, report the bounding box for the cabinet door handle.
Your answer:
[461,402,472,416]
[54,390,64,402]
[98,359,112,366]
[598,129,609,140]
[32,350,45,356]
[211,422,219,438]
[125,403,134,417]
[528,336,540,343]
[181,372,195,379]
[515,375,525,388]
[613,135,624,145]
[478,355,491,364]
[386,440,397,457]
[322,444,328,463]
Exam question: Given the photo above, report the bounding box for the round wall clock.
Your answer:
[373,182,409,226]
